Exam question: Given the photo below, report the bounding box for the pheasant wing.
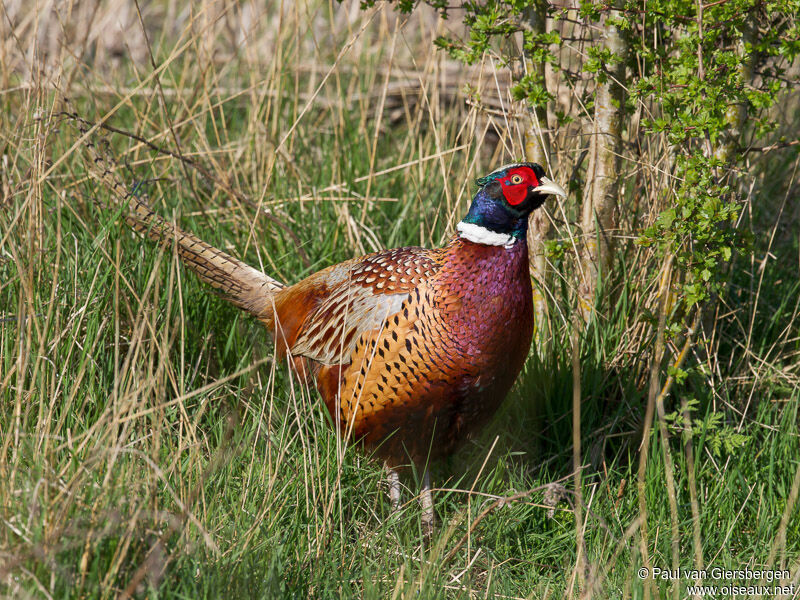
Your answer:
[283,247,441,366]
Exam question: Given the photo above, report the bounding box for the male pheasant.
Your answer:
[78,126,565,528]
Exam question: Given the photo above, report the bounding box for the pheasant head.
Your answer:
[457,163,566,247]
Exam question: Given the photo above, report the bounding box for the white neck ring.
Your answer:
[456,221,517,248]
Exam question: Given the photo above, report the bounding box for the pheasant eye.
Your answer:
[510,174,523,184]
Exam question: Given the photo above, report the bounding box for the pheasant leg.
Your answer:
[420,469,436,534]
[386,466,401,512]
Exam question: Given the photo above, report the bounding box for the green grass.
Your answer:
[1,2,799,598]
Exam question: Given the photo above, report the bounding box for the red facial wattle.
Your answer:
[500,167,539,206]
[501,183,528,206]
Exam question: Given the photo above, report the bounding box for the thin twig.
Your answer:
[441,478,572,566]
[637,253,674,600]
[740,139,800,153]
[571,313,586,594]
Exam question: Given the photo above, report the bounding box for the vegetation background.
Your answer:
[0,0,798,598]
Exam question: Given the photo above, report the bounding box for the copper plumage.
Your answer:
[75,117,566,527]
[271,238,535,469]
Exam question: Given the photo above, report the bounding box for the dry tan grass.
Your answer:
[1,1,799,598]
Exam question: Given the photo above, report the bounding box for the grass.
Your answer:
[1,1,799,598]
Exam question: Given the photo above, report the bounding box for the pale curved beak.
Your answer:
[532,176,567,199]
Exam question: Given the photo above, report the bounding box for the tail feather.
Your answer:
[66,104,283,317]
[124,199,284,315]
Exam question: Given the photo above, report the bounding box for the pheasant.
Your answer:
[75,120,565,528]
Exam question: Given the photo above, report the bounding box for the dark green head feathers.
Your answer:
[475,162,547,189]
[458,163,566,244]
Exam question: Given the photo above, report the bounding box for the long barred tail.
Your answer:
[64,100,284,317]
